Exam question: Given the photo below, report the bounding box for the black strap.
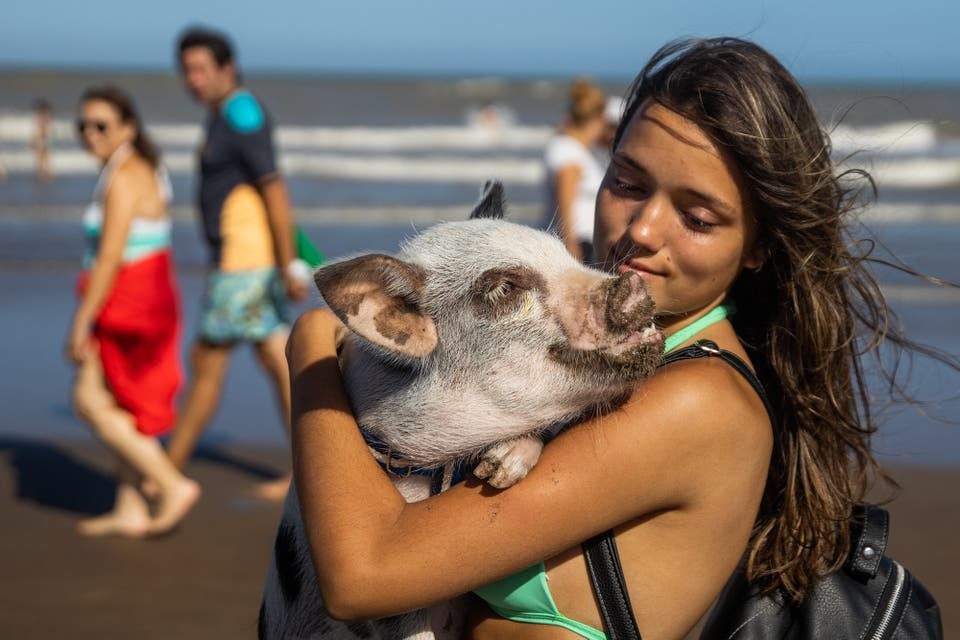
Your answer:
[845,504,889,579]
[581,341,774,640]
[661,340,776,424]
[582,530,643,640]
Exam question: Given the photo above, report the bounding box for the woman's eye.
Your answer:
[682,210,717,232]
[613,177,644,194]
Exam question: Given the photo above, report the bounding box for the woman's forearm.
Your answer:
[287,310,413,615]
[76,255,122,324]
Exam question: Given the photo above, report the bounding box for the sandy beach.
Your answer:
[0,437,957,639]
[0,438,287,639]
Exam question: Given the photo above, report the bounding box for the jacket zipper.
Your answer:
[867,561,907,640]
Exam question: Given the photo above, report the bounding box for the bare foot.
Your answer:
[140,478,160,501]
[77,512,150,539]
[254,475,291,501]
[147,479,201,536]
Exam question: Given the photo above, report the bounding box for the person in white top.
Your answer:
[543,78,607,263]
[599,95,625,155]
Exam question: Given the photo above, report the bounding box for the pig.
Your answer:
[259,181,664,640]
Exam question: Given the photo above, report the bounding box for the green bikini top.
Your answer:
[473,301,737,640]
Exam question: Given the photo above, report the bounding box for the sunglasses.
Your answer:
[76,119,110,135]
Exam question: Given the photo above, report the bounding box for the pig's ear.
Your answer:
[470,180,506,219]
[314,254,438,360]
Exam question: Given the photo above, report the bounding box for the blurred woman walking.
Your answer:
[66,85,199,538]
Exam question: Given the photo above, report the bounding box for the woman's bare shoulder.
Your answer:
[642,354,771,460]
[535,352,773,511]
[104,155,157,206]
[112,153,154,184]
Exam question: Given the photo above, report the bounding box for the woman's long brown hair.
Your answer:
[615,38,959,602]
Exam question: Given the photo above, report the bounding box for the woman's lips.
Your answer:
[616,262,664,279]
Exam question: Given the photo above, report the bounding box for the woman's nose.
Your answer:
[626,196,668,251]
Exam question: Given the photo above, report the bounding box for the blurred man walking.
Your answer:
[169,26,308,499]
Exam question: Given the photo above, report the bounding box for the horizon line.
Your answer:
[1,61,959,89]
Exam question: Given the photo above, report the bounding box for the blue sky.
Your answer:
[1,0,958,82]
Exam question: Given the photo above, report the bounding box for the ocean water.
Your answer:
[0,70,957,465]
[1,70,960,214]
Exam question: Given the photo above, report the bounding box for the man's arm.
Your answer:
[258,176,307,300]
[225,90,309,300]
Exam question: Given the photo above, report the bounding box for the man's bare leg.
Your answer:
[166,341,233,470]
[73,354,200,536]
[252,329,292,500]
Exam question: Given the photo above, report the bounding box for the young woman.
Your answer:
[543,77,608,263]
[283,39,957,639]
[67,86,199,538]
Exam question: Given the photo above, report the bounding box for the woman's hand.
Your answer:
[285,306,341,364]
[65,315,93,365]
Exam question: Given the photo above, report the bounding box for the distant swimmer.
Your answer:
[32,98,54,182]
[467,101,516,130]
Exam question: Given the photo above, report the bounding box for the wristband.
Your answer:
[285,258,312,284]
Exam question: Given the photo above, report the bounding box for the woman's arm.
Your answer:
[290,309,768,620]
[65,166,138,364]
[553,163,582,259]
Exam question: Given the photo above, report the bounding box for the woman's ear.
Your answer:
[741,209,767,271]
[119,121,137,146]
[742,242,766,271]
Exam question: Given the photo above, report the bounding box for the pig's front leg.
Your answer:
[473,435,545,489]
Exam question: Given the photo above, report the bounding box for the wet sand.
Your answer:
[0,436,956,639]
[0,438,287,640]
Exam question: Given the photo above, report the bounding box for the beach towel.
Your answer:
[76,250,183,436]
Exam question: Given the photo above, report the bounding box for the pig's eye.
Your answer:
[487,280,516,302]
[471,267,541,319]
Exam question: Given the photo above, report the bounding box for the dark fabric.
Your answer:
[197,90,277,265]
[700,505,943,639]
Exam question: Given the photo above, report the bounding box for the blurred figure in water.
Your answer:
[32,99,54,182]
[542,78,607,264]
[168,26,309,500]
[67,86,199,537]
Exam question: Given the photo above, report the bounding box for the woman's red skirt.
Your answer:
[76,250,183,436]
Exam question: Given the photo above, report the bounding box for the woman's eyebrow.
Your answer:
[613,152,736,217]
[612,152,647,175]
[681,188,735,217]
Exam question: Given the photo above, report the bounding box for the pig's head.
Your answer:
[314,182,664,452]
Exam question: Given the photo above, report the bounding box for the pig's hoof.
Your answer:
[474,437,545,489]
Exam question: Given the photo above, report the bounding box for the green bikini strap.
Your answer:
[663,301,736,354]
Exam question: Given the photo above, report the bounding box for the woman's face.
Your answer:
[77,100,135,162]
[594,101,762,330]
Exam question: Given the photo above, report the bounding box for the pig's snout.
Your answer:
[605,271,654,332]
[548,269,662,379]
